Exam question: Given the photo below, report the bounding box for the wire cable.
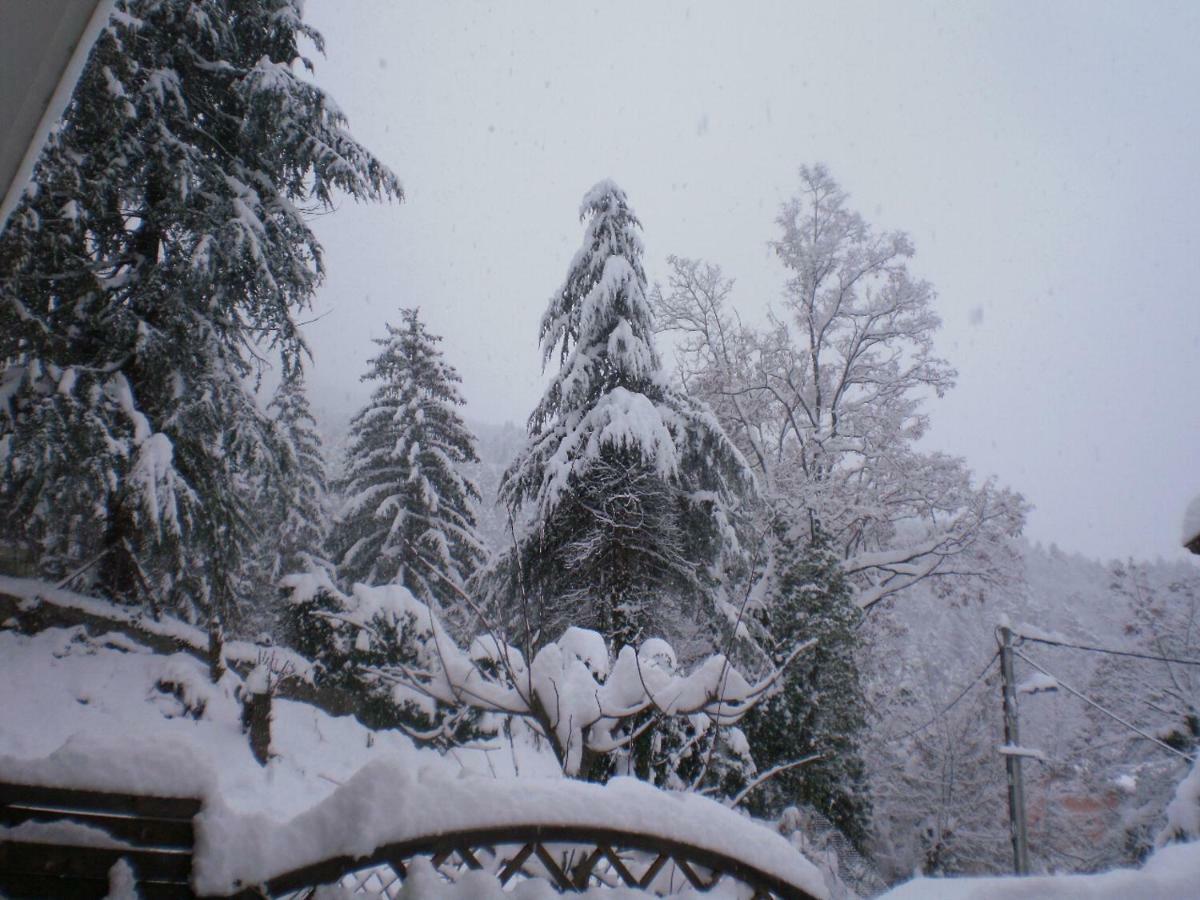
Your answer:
[1012,647,1194,763]
[1012,631,1200,668]
[883,650,1000,744]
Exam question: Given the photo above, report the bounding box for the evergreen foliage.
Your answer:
[265,371,330,580]
[332,309,487,615]
[498,181,753,652]
[742,520,871,846]
[0,0,399,624]
[282,577,484,744]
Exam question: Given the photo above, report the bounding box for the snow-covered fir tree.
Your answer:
[332,309,487,613]
[497,180,754,653]
[265,371,330,580]
[0,0,399,624]
[742,520,870,847]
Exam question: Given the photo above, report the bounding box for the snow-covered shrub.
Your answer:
[281,571,486,746]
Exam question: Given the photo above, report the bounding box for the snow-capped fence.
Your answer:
[0,776,824,898]
[263,821,820,898]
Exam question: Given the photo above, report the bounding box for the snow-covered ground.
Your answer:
[0,604,825,897]
[878,841,1200,899]
[5,581,1200,898]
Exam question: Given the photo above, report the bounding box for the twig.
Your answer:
[727,754,825,809]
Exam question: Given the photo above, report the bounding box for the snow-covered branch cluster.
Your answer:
[652,166,1028,612]
[283,573,809,776]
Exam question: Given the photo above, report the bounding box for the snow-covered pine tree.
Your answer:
[332,309,487,614]
[742,519,871,847]
[497,181,754,653]
[266,372,330,580]
[0,0,400,624]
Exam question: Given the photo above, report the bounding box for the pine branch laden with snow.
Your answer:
[332,309,487,618]
[0,0,401,624]
[496,180,755,651]
[652,167,1028,613]
[282,575,809,777]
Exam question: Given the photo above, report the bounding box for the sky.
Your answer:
[298,0,1200,564]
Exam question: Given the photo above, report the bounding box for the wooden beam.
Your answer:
[497,842,534,884]
[0,782,200,820]
[532,843,574,891]
[0,805,193,849]
[0,840,191,882]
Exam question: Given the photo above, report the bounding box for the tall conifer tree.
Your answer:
[742,519,871,846]
[265,372,330,579]
[333,309,487,613]
[498,181,753,652]
[0,0,400,623]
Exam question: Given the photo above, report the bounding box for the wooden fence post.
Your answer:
[207,615,226,683]
[241,667,271,766]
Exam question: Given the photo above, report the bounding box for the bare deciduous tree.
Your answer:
[653,166,1027,611]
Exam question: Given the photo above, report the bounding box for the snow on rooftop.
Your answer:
[1183,495,1200,548]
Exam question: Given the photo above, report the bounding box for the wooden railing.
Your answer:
[0,781,202,898]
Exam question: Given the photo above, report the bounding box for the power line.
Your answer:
[884,650,999,744]
[1012,648,1195,763]
[1013,631,1200,668]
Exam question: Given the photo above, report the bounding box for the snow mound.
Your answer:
[0,607,822,898]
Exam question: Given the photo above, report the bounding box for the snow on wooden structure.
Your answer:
[191,763,826,898]
[0,781,204,898]
[1184,495,1200,555]
[0,578,828,898]
[262,822,820,897]
[0,774,824,898]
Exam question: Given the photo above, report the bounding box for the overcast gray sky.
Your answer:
[299,0,1200,563]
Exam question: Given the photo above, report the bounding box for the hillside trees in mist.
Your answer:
[859,547,1200,881]
[1065,561,1200,864]
[652,165,1028,613]
[0,0,400,625]
[495,180,755,654]
[332,308,487,615]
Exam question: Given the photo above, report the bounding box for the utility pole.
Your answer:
[998,625,1030,875]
